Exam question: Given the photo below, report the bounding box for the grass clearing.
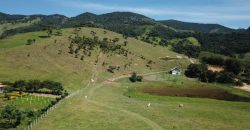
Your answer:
[6,94,55,110]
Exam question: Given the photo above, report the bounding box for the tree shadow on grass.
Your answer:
[39,35,50,38]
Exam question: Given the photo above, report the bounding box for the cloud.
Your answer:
[59,0,250,26]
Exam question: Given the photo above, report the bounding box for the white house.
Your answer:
[169,67,181,75]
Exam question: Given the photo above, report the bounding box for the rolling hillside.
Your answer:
[1,27,250,130]
[159,20,235,33]
[0,27,190,92]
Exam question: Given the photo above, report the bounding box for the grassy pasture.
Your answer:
[0,92,55,110]
[1,27,250,130]
[0,27,191,91]
[6,94,55,110]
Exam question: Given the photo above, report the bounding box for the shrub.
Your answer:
[235,80,244,87]
[129,72,137,82]
[0,106,22,129]
[185,64,207,78]
[129,72,143,82]
[217,72,235,83]
[224,58,242,75]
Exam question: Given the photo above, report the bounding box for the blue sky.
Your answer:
[0,0,249,29]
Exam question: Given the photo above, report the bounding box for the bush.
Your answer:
[235,80,244,87]
[129,72,143,82]
[0,106,22,129]
[200,55,224,66]
[185,64,207,78]
[224,59,242,75]
[172,39,201,57]
[137,76,143,82]
[217,72,235,83]
[199,70,217,83]
[129,72,137,82]
[7,80,64,95]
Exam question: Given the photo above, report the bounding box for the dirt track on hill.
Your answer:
[35,51,166,130]
[85,63,165,130]
[238,83,250,92]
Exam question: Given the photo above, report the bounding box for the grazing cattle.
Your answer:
[91,79,95,83]
[179,104,184,108]
[85,96,88,99]
[147,103,151,107]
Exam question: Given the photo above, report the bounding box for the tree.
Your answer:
[129,72,138,82]
[112,38,119,43]
[47,28,53,37]
[129,72,143,82]
[199,70,217,83]
[26,80,41,92]
[217,72,235,83]
[224,59,242,75]
[124,41,128,46]
[185,64,207,78]
[0,106,22,129]
[172,39,201,58]
[26,39,33,45]
[137,76,143,82]
[12,80,26,92]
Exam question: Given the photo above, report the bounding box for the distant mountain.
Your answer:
[38,14,69,26]
[70,12,155,25]
[67,12,159,36]
[69,12,97,25]
[1,11,250,56]
[158,20,235,33]
[246,27,250,33]
[0,12,26,23]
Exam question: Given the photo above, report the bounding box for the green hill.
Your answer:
[1,27,250,130]
[0,27,189,91]
[159,20,235,33]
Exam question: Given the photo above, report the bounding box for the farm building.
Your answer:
[169,67,181,75]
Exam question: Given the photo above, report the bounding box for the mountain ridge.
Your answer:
[0,11,244,33]
[158,19,235,33]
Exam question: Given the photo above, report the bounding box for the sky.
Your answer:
[0,0,249,29]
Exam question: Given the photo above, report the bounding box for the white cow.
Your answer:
[179,104,184,108]
[147,103,151,107]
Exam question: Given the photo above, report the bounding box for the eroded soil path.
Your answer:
[238,83,250,92]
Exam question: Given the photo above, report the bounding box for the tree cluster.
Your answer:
[69,34,129,60]
[5,80,65,95]
[185,64,235,84]
[0,105,22,129]
[172,39,201,57]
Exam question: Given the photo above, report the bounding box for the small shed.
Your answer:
[169,67,181,75]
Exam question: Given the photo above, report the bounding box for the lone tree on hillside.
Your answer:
[129,72,143,82]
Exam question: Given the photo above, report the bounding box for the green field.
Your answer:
[0,27,250,130]
[5,94,55,110]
